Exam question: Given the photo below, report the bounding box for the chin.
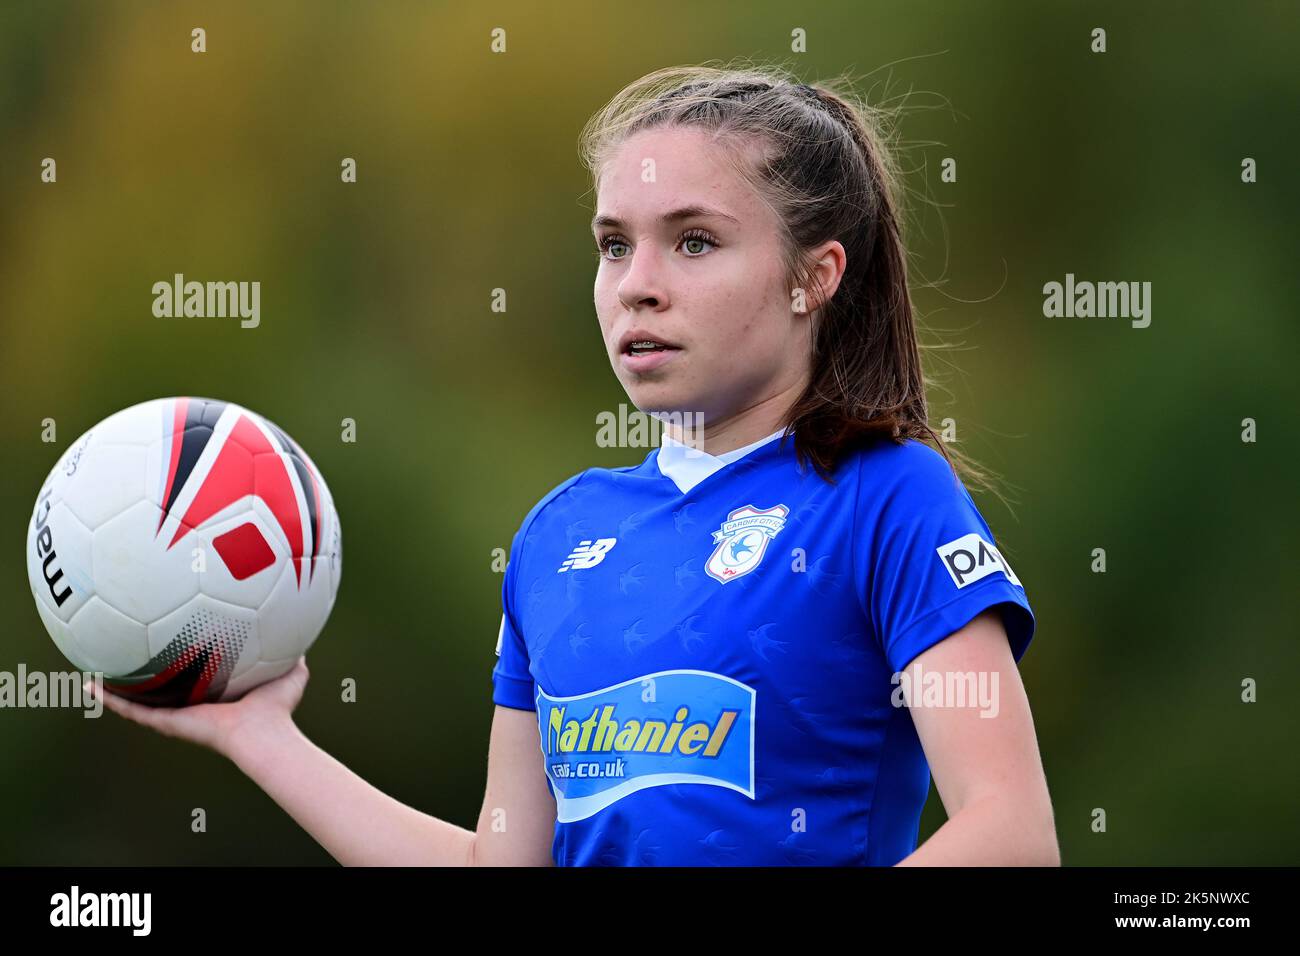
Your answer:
[621,382,684,414]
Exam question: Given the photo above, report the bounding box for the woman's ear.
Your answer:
[790,240,847,317]
[807,240,847,311]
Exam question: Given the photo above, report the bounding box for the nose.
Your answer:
[615,244,669,312]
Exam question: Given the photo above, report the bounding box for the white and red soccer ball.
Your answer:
[26,397,342,704]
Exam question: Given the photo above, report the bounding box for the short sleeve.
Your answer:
[491,526,537,711]
[859,441,1036,674]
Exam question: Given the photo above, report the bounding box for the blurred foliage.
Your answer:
[0,0,1296,865]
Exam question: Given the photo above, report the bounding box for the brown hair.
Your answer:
[579,60,1000,496]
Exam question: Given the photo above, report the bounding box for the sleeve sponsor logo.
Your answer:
[936,532,1023,589]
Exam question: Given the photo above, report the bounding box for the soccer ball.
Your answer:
[26,397,342,705]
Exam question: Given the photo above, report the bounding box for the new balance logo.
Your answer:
[558,538,617,572]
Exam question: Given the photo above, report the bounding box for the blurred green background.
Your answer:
[1,0,1296,865]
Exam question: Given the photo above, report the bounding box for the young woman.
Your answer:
[93,64,1059,867]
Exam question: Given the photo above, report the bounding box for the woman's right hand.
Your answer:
[87,656,311,760]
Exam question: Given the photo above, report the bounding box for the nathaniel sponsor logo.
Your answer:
[536,669,756,822]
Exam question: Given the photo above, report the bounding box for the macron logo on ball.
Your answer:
[937,533,1023,590]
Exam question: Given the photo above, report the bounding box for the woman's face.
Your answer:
[592,125,819,435]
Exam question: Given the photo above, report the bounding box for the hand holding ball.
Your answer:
[27,397,341,705]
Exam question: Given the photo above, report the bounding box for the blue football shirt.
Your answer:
[491,429,1035,866]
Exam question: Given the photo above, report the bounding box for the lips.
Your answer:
[617,329,681,356]
[620,346,680,373]
[614,328,683,375]
[627,340,677,356]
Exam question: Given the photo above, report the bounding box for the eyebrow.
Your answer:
[591,204,740,232]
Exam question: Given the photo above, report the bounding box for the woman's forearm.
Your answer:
[228,718,476,866]
[895,795,1060,866]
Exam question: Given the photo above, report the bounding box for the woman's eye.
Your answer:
[598,237,630,260]
[597,231,718,260]
[679,231,718,256]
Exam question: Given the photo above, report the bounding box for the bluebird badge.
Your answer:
[705,503,789,584]
[536,669,756,823]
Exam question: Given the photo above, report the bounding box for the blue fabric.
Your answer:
[491,436,1035,865]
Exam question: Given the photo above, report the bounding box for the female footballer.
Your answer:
[93,63,1059,866]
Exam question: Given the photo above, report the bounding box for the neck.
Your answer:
[661,382,804,457]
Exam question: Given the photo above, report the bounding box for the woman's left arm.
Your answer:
[894,607,1060,866]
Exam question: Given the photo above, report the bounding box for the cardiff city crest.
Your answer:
[705,504,789,584]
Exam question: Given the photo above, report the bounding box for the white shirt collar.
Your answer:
[656,427,788,495]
